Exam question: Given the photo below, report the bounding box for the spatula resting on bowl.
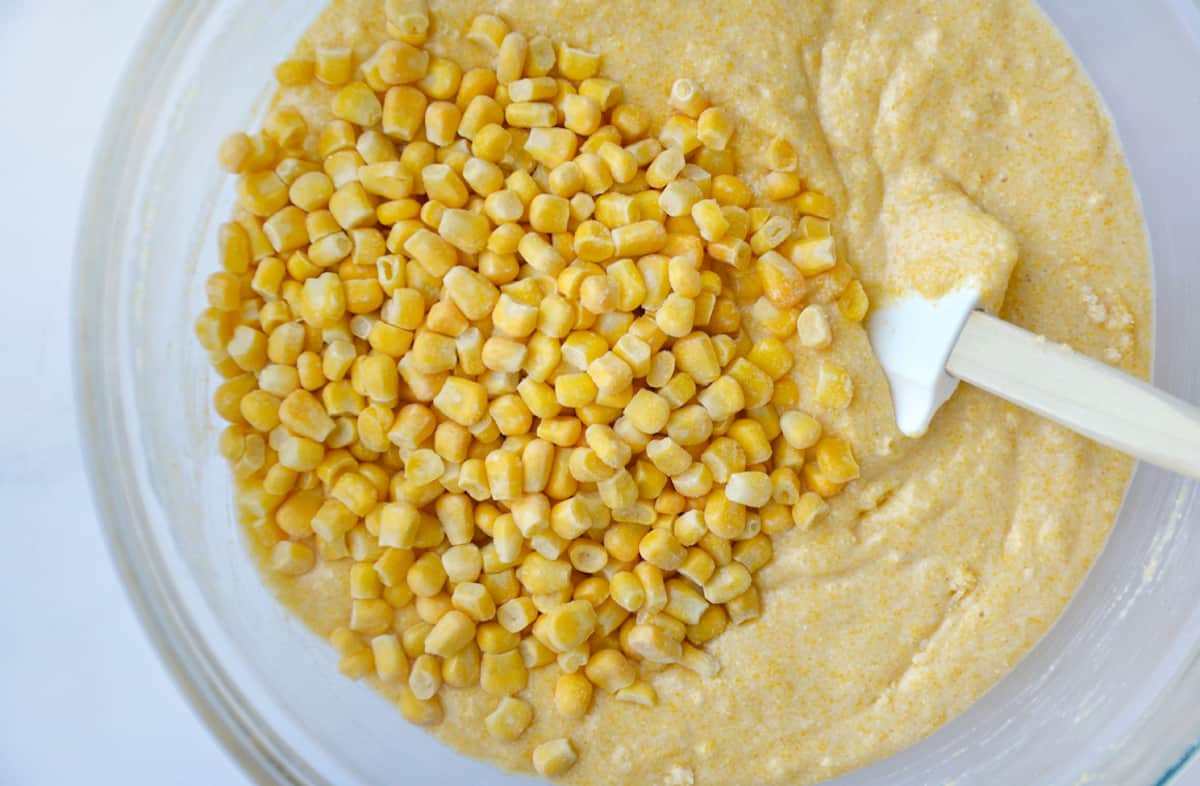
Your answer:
[867,290,1200,479]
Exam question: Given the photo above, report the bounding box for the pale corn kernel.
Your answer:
[669,78,708,117]
[561,93,602,136]
[484,696,533,742]
[733,533,774,573]
[704,561,753,604]
[421,164,469,209]
[727,585,761,625]
[525,127,578,168]
[791,236,838,276]
[532,739,577,778]
[566,538,607,573]
[467,13,509,51]
[442,640,481,687]
[407,652,442,701]
[659,179,703,218]
[697,376,745,421]
[418,57,462,100]
[517,232,566,274]
[792,491,829,531]
[452,581,498,622]
[625,622,682,664]
[492,293,539,337]
[434,376,489,426]
[725,471,773,508]
[269,541,315,575]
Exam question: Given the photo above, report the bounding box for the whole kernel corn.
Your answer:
[203,28,873,750]
[532,739,577,778]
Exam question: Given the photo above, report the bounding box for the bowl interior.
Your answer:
[76,1,1200,784]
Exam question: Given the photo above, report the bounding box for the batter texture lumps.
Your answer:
[258,0,1150,783]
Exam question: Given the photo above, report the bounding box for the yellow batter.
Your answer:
[258,1,1152,783]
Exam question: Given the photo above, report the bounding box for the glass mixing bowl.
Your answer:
[74,1,1200,784]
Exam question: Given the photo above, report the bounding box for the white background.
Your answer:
[0,2,1196,786]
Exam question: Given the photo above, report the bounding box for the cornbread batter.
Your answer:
[261,0,1151,783]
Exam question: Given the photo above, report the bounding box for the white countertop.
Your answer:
[0,2,1195,785]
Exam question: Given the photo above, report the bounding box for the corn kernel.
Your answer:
[481,649,528,696]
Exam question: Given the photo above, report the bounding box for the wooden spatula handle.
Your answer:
[947,311,1200,479]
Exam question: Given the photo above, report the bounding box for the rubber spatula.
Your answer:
[867,292,1200,479]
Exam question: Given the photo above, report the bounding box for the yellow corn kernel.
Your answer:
[315,46,354,86]
[274,56,315,86]
[418,56,462,100]
[450,581,496,622]
[663,77,706,116]
[624,621,681,664]
[550,92,599,140]
[636,527,684,570]
[838,280,870,322]
[793,189,834,219]
[779,410,821,451]
[697,105,733,150]
[696,375,745,421]
[437,209,489,255]
[490,30,528,83]
[557,43,601,80]
[525,193,568,234]
[421,163,469,208]
[530,739,577,778]
[608,221,665,259]
[690,198,729,243]
[594,465,635,508]
[815,436,860,484]
[726,585,761,625]
[380,86,427,141]
[480,648,528,696]
[405,652,442,700]
[463,12,507,50]
[815,361,854,410]
[765,171,802,201]
[238,170,290,217]
[732,532,774,573]
[745,338,792,382]
[332,82,382,127]
[791,491,829,531]
[482,696,533,743]
[267,540,314,575]
[420,609,474,658]
[479,449,519,501]
[514,232,564,275]
[607,570,644,613]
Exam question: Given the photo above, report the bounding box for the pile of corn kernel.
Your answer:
[196,0,867,777]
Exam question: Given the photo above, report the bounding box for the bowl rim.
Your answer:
[73,2,324,784]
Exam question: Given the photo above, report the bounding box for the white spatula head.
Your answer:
[866,289,979,437]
